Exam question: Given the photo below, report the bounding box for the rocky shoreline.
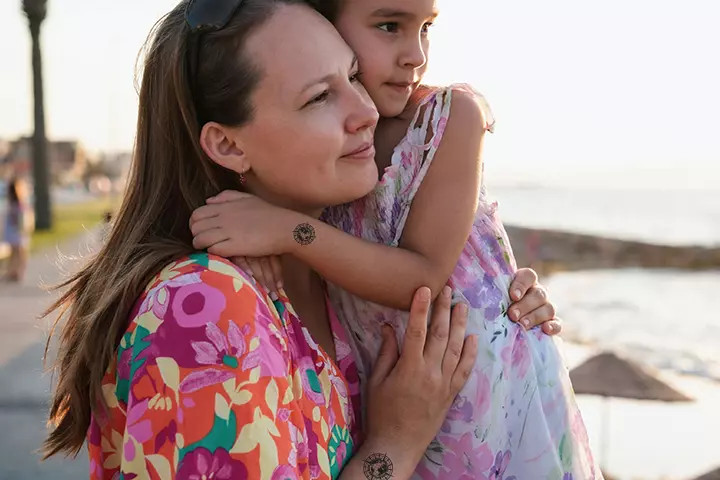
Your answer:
[506,225,720,275]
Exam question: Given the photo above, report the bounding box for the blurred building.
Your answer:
[1,137,88,185]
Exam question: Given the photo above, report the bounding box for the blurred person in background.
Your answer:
[3,177,33,282]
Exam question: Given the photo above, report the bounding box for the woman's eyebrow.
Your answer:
[300,55,359,93]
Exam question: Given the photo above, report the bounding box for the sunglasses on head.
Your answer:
[185,0,244,32]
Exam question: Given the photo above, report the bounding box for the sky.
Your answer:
[1,0,718,188]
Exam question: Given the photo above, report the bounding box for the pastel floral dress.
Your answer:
[322,85,601,479]
[88,253,362,480]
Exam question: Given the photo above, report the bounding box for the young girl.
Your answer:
[3,178,32,282]
[191,0,600,478]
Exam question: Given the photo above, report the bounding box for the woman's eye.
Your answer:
[349,71,362,83]
[377,22,399,34]
[306,90,329,107]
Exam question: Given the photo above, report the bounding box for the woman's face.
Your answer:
[228,4,380,214]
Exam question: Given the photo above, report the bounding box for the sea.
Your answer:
[491,183,720,382]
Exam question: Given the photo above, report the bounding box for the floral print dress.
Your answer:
[322,85,601,479]
[88,253,362,480]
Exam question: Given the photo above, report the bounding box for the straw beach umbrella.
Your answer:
[569,351,693,472]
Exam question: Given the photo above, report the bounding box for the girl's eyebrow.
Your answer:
[370,8,439,21]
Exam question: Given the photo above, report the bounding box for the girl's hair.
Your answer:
[43,0,305,458]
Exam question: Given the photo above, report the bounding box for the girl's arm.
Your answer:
[191,88,487,311]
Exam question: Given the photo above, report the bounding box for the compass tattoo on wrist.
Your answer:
[363,453,393,479]
[293,223,316,246]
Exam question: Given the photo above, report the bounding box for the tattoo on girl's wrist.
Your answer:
[293,223,316,246]
[363,453,394,479]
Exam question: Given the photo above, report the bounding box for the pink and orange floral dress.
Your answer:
[87,253,361,480]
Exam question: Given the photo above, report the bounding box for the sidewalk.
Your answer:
[0,229,102,480]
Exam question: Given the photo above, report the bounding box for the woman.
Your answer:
[3,177,32,282]
[43,1,477,478]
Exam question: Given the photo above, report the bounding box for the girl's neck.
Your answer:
[373,84,434,174]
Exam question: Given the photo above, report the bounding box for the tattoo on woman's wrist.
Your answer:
[363,453,394,479]
[293,223,316,246]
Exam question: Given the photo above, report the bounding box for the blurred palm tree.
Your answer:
[23,0,52,230]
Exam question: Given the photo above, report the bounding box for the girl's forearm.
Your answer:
[286,218,448,310]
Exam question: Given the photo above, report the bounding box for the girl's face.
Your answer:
[334,0,438,118]
[215,5,380,214]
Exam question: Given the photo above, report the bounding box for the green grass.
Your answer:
[31,199,117,253]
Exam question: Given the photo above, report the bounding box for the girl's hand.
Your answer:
[359,286,478,477]
[232,255,284,294]
[189,191,301,258]
[508,268,562,335]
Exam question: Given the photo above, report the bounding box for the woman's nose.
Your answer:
[346,85,379,134]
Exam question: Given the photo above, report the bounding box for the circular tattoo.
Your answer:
[293,223,316,246]
[363,453,394,480]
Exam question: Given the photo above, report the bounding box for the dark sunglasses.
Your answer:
[185,0,244,112]
[185,0,244,32]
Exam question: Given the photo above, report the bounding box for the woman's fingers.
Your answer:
[231,257,253,278]
[423,286,452,362]
[401,287,431,362]
[270,256,283,290]
[450,335,478,395]
[369,324,399,387]
[509,267,539,302]
[442,302,468,377]
[258,257,277,293]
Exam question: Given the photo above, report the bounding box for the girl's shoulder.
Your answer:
[415,83,495,134]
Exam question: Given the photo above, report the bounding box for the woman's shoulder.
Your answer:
[147,253,256,290]
[130,253,281,336]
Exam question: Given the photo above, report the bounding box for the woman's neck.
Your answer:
[280,254,322,299]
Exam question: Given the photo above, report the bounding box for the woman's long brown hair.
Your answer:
[43,0,305,458]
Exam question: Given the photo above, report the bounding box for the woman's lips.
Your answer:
[386,82,413,93]
[342,143,375,160]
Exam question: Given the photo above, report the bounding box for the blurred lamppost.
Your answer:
[23,0,52,230]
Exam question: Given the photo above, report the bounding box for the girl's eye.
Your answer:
[305,90,329,107]
[421,22,434,34]
[377,22,399,34]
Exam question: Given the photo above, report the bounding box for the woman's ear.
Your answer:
[199,121,249,174]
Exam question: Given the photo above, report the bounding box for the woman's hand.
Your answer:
[351,286,477,478]
[232,255,284,294]
[508,268,562,335]
[189,190,301,258]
